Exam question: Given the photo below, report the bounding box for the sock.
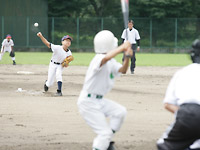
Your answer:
[57,81,62,92]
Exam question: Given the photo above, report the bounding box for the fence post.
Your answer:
[101,17,104,30]
[52,17,54,43]
[1,16,4,40]
[175,18,178,50]
[150,18,152,48]
[76,17,79,48]
[26,17,29,47]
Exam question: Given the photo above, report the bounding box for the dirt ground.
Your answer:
[0,64,182,150]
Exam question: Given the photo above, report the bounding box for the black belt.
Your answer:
[87,93,103,99]
[51,60,61,65]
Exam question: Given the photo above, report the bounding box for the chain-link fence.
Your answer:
[1,16,200,53]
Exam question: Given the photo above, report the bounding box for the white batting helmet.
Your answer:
[94,30,118,53]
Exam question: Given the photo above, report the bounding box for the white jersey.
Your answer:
[82,54,122,95]
[1,39,14,51]
[121,28,140,44]
[164,63,200,106]
[50,43,72,63]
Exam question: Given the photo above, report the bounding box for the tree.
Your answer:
[47,0,200,18]
[84,0,121,17]
[48,0,87,17]
[48,0,122,18]
[129,0,200,18]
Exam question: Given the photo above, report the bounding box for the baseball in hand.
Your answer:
[37,32,42,37]
[34,22,39,27]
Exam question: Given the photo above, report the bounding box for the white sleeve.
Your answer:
[135,30,140,40]
[2,39,6,46]
[90,54,105,72]
[50,43,59,52]
[163,71,180,105]
[112,59,122,77]
[66,50,72,56]
[50,43,54,52]
[121,29,126,39]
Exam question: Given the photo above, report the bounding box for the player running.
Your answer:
[37,32,73,96]
[0,34,16,65]
[77,30,133,150]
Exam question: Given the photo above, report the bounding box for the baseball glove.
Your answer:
[10,51,15,57]
[62,55,74,67]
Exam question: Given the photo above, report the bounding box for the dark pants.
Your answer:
[157,104,200,150]
[122,44,136,72]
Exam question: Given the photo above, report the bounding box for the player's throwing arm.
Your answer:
[37,32,50,48]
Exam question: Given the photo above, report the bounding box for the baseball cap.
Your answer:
[61,35,73,41]
[6,34,12,39]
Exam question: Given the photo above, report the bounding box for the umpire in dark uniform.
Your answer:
[157,39,200,150]
[121,20,140,74]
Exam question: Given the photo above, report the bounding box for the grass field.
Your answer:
[0,52,192,66]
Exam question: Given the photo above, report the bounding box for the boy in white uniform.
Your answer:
[37,32,73,96]
[77,30,133,150]
[0,34,16,65]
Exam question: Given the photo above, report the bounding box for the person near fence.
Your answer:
[157,39,200,150]
[0,34,16,65]
[121,20,140,74]
[77,30,133,150]
[37,32,73,96]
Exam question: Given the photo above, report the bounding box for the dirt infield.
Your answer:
[0,65,182,150]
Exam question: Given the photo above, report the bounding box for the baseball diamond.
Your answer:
[0,64,180,150]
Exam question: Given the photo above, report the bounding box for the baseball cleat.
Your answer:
[44,84,48,92]
[55,90,62,96]
[13,61,16,65]
[107,141,115,150]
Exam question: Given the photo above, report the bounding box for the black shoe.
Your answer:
[44,83,48,92]
[13,61,16,65]
[131,71,134,74]
[55,90,62,96]
[107,141,115,150]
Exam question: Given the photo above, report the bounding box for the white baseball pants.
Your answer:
[46,61,63,87]
[0,48,15,61]
[77,91,127,150]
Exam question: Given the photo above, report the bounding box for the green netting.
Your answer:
[1,16,200,53]
[0,0,48,48]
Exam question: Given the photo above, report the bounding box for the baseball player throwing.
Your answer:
[77,30,133,150]
[37,32,73,96]
[0,34,16,65]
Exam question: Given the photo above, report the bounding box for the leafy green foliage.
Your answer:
[48,0,121,17]
[48,0,200,18]
[131,0,200,18]
[48,0,87,17]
